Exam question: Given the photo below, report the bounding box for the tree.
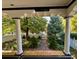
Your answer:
[2,15,15,35]
[60,15,77,32]
[70,15,77,32]
[60,16,66,32]
[21,16,47,40]
[47,16,64,49]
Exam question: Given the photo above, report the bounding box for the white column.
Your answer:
[15,19,23,55]
[64,17,71,55]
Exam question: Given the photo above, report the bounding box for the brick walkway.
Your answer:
[37,35,49,50]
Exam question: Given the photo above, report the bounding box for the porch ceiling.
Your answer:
[2,0,76,18]
[3,0,73,8]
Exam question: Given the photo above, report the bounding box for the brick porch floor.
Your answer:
[2,50,64,56]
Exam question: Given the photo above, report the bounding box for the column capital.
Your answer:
[64,16,73,19]
[12,17,20,19]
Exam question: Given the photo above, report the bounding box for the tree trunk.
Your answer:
[26,27,29,40]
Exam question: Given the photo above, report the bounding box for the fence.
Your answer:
[70,38,77,49]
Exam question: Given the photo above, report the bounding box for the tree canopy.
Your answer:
[2,15,15,35]
[21,16,47,39]
[70,15,77,32]
[60,14,77,32]
[21,16,47,33]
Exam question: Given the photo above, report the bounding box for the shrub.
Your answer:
[2,35,40,50]
[70,47,77,59]
[29,36,39,48]
[56,32,65,45]
[70,32,77,39]
[22,35,26,39]
[22,41,31,50]
[56,44,64,50]
[47,16,64,50]
[48,36,58,49]
[11,44,17,50]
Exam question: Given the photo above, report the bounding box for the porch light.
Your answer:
[10,4,14,6]
[9,0,14,6]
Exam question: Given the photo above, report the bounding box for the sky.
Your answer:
[43,16,51,23]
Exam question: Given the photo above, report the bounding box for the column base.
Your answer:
[16,51,23,56]
[65,54,71,56]
[63,51,71,56]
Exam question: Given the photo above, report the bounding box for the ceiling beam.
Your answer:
[2,6,67,10]
[67,0,76,8]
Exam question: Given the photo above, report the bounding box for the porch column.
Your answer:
[15,19,23,55]
[64,17,71,55]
